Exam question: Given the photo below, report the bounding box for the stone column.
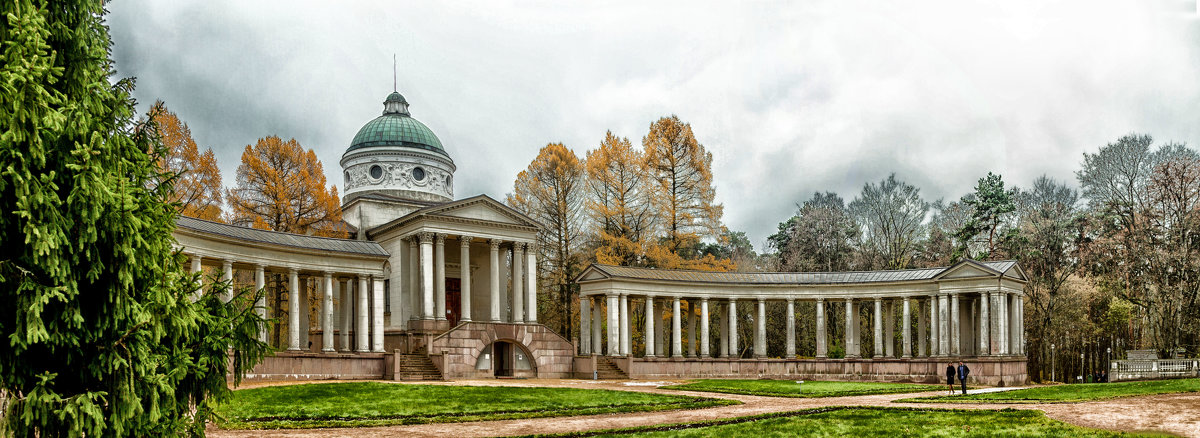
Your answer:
[938,294,949,356]
[951,293,960,356]
[579,294,591,355]
[785,298,796,358]
[340,279,351,351]
[511,243,524,323]
[645,296,656,357]
[190,255,203,299]
[670,297,682,358]
[815,298,827,358]
[434,234,446,321]
[851,300,861,357]
[918,299,927,357]
[980,291,991,355]
[526,244,538,323]
[727,299,738,358]
[656,299,666,357]
[372,277,385,352]
[606,294,619,356]
[489,239,502,322]
[619,294,630,356]
[687,301,697,357]
[255,265,266,342]
[1016,294,1024,354]
[322,273,335,352]
[460,236,473,322]
[408,238,419,320]
[929,296,939,356]
[419,233,434,320]
[700,298,710,358]
[873,298,883,357]
[287,269,301,351]
[755,298,766,358]
[1000,292,1010,355]
[844,298,856,358]
[355,276,369,352]
[591,296,602,355]
[902,297,912,358]
[220,260,233,303]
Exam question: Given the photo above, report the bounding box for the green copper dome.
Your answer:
[347,93,446,156]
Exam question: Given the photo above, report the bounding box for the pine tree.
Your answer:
[0,1,268,434]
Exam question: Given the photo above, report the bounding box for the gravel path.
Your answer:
[207,379,1200,437]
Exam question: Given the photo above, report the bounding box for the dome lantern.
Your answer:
[383,91,410,116]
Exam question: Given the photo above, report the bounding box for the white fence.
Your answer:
[1111,359,1200,381]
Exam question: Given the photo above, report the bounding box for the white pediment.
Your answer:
[421,195,541,229]
[936,261,1000,280]
[575,265,613,282]
[438,203,526,225]
[1003,265,1028,281]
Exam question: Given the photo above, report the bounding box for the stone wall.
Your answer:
[430,322,575,379]
[240,351,386,381]
[625,357,1028,386]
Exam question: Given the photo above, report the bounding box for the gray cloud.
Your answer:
[107,0,1200,251]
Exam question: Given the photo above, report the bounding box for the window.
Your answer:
[369,164,384,180]
[384,279,390,313]
[412,166,426,181]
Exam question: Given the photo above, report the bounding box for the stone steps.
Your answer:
[595,357,628,379]
[396,354,443,381]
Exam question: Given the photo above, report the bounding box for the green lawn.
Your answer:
[898,378,1200,404]
[215,382,736,429]
[661,379,944,398]
[527,407,1160,437]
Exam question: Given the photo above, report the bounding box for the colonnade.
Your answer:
[578,291,1024,359]
[187,254,386,353]
[405,232,538,324]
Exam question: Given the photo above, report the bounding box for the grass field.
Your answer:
[215,382,736,429]
[527,407,1160,437]
[661,379,944,398]
[898,378,1200,404]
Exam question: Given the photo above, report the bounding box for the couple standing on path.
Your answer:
[946,362,971,395]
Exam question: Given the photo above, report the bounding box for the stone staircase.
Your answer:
[595,357,628,380]
[395,353,443,381]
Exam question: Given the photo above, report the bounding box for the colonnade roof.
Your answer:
[176,216,388,257]
[576,259,1023,286]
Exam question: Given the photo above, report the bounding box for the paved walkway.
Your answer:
[208,379,1200,437]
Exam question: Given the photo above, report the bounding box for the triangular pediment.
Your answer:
[935,260,1002,280]
[421,195,542,229]
[574,264,613,283]
[1003,264,1028,281]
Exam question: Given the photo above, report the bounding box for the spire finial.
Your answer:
[393,54,397,92]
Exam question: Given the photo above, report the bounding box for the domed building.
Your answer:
[174,91,575,380]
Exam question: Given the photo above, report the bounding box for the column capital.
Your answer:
[418,232,435,243]
[845,297,854,303]
[287,267,299,275]
[525,241,538,252]
[816,297,824,304]
[513,241,526,251]
[700,297,709,303]
[434,233,446,245]
[757,297,766,303]
[874,297,883,303]
[459,235,474,246]
[489,238,503,249]
[222,259,233,268]
[728,297,737,303]
[323,271,334,278]
[785,297,794,303]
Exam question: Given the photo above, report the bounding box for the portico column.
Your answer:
[815,298,827,358]
[254,265,266,342]
[918,299,927,356]
[511,243,524,323]
[1016,294,1024,354]
[220,260,233,303]
[371,277,384,352]
[727,299,738,357]
[671,297,683,358]
[340,279,351,351]
[873,298,883,357]
[489,239,502,322]
[321,273,335,352]
[419,233,434,320]
[434,234,446,321]
[619,294,630,356]
[951,293,960,356]
[938,294,949,356]
[687,301,696,357]
[785,298,796,358]
[885,300,895,357]
[355,276,369,352]
[845,298,857,358]
[717,303,728,358]
[644,296,656,357]
[755,298,766,358]
[606,294,619,356]
[190,255,203,298]
[408,238,419,320]
[980,291,991,355]
[286,269,301,351]
[525,244,538,323]
[591,296,603,355]
[579,295,591,354]
[1000,292,1010,355]
[700,298,710,358]
[902,297,912,358]
[928,296,939,356]
[459,236,473,322]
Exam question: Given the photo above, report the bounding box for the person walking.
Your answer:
[945,363,956,395]
[957,361,971,395]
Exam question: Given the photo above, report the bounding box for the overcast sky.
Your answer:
[108,1,1200,251]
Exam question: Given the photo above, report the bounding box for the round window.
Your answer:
[369,165,383,180]
[412,167,426,181]
[344,171,350,185]
[445,174,452,186]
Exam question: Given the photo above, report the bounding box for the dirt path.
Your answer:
[207,379,1200,437]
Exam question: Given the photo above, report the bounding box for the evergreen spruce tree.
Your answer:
[0,1,268,435]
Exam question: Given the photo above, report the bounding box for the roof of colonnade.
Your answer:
[174,216,389,276]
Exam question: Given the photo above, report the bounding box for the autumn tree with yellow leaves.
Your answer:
[507,143,587,339]
[148,101,224,221]
[642,115,730,271]
[226,136,345,237]
[586,131,654,266]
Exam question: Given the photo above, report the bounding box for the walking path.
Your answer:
[208,379,1200,437]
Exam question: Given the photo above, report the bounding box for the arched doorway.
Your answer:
[489,340,535,378]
